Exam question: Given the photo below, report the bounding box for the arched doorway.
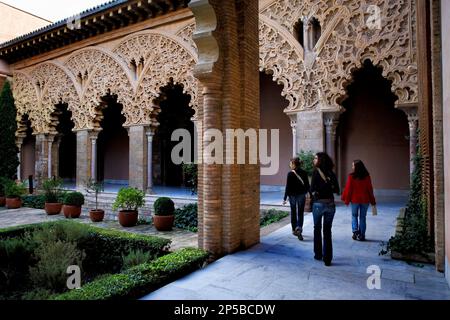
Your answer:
[259,71,292,189]
[54,103,76,182]
[337,60,410,195]
[20,115,35,181]
[97,94,129,186]
[154,81,194,187]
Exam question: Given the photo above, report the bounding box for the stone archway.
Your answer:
[337,60,410,195]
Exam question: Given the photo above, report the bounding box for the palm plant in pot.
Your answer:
[86,179,105,222]
[153,197,175,231]
[4,180,27,209]
[42,178,63,215]
[63,192,85,218]
[112,187,145,228]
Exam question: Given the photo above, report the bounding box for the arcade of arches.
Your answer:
[4,0,423,258]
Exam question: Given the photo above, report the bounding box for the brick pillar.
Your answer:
[76,130,94,190]
[128,125,148,191]
[190,0,260,258]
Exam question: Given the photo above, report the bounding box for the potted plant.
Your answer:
[4,181,27,209]
[86,179,105,222]
[112,187,145,227]
[63,192,85,218]
[153,197,175,231]
[42,178,63,215]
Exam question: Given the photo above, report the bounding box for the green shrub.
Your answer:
[21,195,45,209]
[380,150,434,257]
[0,81,19,180]
[42,178,63,203]
[174,203,198,232]
[260,209,289,227]
[154,197,175,216]
[0,235,37,293]
[182,163,198,195]
[63,192,85,206]
[52,248,209,300]
[122,249,152,271]
[4,181,27,198]
[297,150,315,177]
[112,187,145,211]
[29,240,85,293]
[22,288,54,300]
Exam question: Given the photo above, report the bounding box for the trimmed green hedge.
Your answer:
[0,220,172,277]
[52,248,209,300]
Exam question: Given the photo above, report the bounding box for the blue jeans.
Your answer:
[351,203,369,237]
[289,194,306,232]
[313,202,336,263]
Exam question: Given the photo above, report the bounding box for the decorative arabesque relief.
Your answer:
[12,32,199,133]
[113,31,199,124]
[260,0,418,112]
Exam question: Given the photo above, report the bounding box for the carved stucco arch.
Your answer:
[64,47,135,129]
[260,0,418,111]
[29,61,82,134]
[13,71,40,136]
[113,30,199,125]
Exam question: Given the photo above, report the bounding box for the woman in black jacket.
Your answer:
[283,158,310,241]
[310,152,340,266]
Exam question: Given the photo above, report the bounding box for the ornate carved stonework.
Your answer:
[12,1,418,133]
[12,31,199,133]
[260,0,418,112]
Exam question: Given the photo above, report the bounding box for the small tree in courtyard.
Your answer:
[0,81,19,180]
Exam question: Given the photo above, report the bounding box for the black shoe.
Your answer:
[357,235,366,241]
[352,232,358,240]
[298,233,304,241]
[314,255,322,261]
[324,261,332,267]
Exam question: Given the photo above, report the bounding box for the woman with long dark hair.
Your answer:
[341,160,376,241]
[310,152,340,266]
[283,157,310,241]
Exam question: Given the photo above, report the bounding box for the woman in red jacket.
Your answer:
[341,160,376,241]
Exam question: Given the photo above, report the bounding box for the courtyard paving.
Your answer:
[0,207,197,251]
[142,200,450,300]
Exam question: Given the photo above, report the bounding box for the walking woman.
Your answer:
[310,152,340,266]
[283,158,310,241]
[341,160,376,241]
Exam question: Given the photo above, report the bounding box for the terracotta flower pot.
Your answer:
[118,210,138,227]
[6,198,22,209]
[153,215,175,231]
[90,209,105,222]
[45,203,63,215]
[63,205,82,218]
[0,196,6,207]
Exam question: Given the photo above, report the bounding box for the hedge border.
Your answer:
[52,248,209,300]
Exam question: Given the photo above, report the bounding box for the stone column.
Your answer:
[76,130,93,190]
[47,135,55,179]
[34,134,48,185]
[146,129,155,193]
[52,137,61,179]
[289,114,298,157]
[398,105,419,180]
[323,112,341,162]
[128,125,148,191]
[16,137,24,181]
[90,134,99,182]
